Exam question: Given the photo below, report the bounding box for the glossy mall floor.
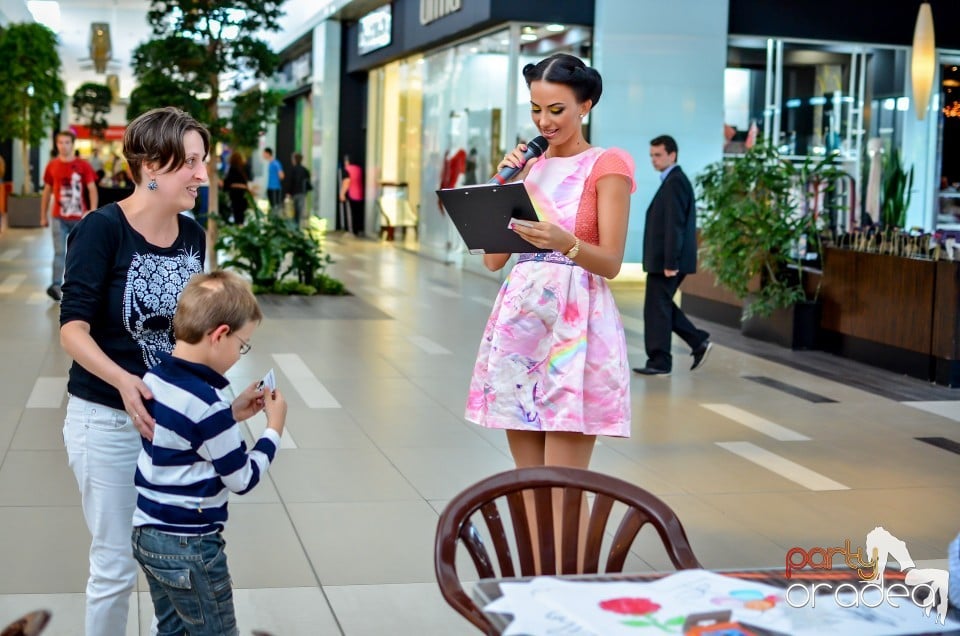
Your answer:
[0,226,957,635]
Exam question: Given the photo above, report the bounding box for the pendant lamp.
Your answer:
[911,2,936,120]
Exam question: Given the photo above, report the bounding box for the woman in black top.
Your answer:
[223,150,250,224]
[59,107,238,635]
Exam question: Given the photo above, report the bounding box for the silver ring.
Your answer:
[133,414,139,420]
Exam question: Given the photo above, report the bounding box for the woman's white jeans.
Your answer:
[64,395,141,636]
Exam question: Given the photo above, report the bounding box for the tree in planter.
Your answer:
[0,23,64,194]
[696,140,846,319]
[72,82,113,141]
[128,0,284,263]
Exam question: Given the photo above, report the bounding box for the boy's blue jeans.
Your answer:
[132,527,239,636]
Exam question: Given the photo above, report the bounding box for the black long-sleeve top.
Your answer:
[60,203,206,410]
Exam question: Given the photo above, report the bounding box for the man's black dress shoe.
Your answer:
[632,366,671,376]
[691,340,713,371]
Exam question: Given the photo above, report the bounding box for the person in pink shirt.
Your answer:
[339,155,364,236]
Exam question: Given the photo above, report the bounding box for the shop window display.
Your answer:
[724,38,917,233]
[938,61,960,230]
[366,23,594,269]
[418,33,513,265]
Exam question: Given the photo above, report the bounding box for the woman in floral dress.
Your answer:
[466,53,636,471]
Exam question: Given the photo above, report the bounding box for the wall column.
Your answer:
[312,20,342,225]
[592,0,729,266]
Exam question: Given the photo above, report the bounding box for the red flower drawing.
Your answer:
[599,597,685,632]
[599,597,661,615]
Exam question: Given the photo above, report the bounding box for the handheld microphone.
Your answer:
[488,136,548,185]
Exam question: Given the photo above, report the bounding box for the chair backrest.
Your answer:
[434,466,702,633]
[1,610,51,636]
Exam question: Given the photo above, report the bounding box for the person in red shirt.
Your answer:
[41,130,98,301]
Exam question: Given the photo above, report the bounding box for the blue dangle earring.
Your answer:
[147,179,158,191]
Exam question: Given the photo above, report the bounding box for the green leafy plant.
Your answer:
[129,0,284,265]
[696,140,846,319]
[215,196,345,295]
[879,148,913,229]
[72,82,113,140]
[0,23,64,194]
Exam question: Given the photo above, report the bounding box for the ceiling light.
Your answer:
[521,33,538,42]
[522,25,536,33]
[27,1,61,32]
[545,24,565,32]
[911,2,936,120]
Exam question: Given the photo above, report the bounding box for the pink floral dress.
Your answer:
[465,147,636,437]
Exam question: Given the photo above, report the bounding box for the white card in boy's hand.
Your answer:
[258,368,276,392]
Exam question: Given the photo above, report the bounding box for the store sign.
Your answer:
[420,0,462,26]
[358,4,392,55]
[290,52,311,84]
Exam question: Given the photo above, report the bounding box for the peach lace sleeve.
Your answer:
[574,148,636,245]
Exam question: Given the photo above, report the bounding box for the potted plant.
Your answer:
[128,0,283,267]
[0,23,64,227]
[879,147,913,229]
[215,194,346,296]
[695,140,846,348]
[0,23,64,195]
[72,82,113,141]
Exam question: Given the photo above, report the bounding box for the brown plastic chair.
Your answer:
[434,466,702,634]
[1,610,50,636]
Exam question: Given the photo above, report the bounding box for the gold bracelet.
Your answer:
[564,237,581,259]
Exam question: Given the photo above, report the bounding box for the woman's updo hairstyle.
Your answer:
[522,53,603,107]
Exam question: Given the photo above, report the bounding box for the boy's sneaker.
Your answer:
[46,284,62,302]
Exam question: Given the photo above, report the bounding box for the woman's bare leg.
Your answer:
[504,431,597,573]
[506,430,545,468]
[506,430,546,572]
[544,432,596,572]
[543,431,596,469]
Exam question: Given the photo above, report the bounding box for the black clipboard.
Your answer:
[436,181,550,254]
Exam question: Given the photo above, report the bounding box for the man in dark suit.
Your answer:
[634,135,711,376]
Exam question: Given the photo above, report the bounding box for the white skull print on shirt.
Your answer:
[122,246,203,368]
[59,169,86,218]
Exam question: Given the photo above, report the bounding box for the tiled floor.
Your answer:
[0,225,957,635]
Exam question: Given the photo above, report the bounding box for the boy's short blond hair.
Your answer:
[174,270,263,344]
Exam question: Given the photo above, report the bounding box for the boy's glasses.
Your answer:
[236,335,252,355]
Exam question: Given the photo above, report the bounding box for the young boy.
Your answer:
[131,270,287,636]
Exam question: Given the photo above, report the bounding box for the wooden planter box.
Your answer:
[742,301,821,350]
[680,267,821,350]
[678,268,748,330]
[819,247,938,382]
[932,260,960,387]
[7,196,42,227]
[679,247,960,386]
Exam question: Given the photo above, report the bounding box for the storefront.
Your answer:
[679,0,960,384]
[727,0,960,234]
[343,0,594,274]
[270,34,317,218]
